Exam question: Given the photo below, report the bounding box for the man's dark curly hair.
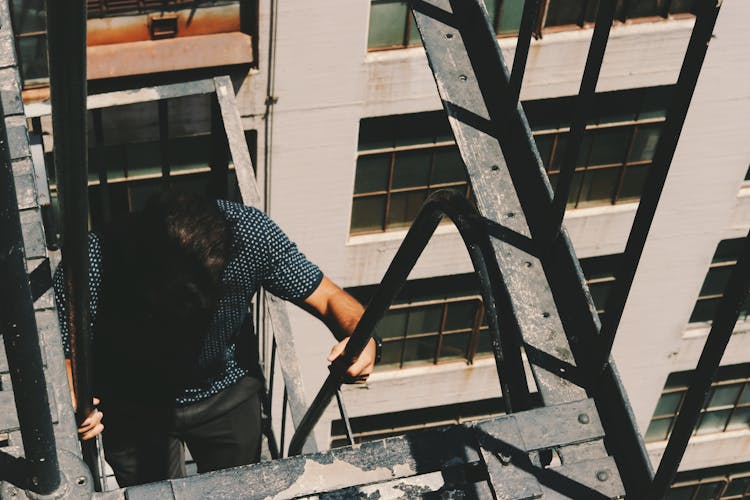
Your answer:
[95,191,232,404]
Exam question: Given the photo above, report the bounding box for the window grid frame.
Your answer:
[367,0,696,52]
[670,472,750,500]
[352,142,472,236]
[691,258,750,324]
[379,295,489,370]
[646,376,750,443]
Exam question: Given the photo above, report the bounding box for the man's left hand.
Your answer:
[327,337,377,383]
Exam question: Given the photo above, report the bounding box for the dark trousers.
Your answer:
[102,376,263,487]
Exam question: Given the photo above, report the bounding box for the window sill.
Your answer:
[683,317,750,340]
[363,355,498,385]
[346,220,458,247]
[645,426,750,450]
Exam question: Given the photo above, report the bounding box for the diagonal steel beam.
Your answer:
[411,0,652,496]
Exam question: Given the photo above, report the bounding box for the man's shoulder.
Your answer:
[216,200,274,240]
[216,199,263,220]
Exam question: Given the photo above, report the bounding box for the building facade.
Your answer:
[10,0,750,495]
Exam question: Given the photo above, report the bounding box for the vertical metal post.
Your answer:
[550,0,617,233]
[45,0,101,491]
[507,0,540,112]
[648,229,750,499]
[92,109,111,225]
[158,100,171,189]
[597,0,721,372]
[0,99,61,496]
[209,95,229,199]
[335,389,355,446]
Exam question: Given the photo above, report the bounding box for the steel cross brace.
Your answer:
[410,0,651,496]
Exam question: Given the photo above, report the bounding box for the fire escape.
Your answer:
[0,0,740,498]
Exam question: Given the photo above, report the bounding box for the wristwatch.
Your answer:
[372,335,383,364]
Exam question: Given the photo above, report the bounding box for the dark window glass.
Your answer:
[545,0,584,26]
[368,1,409,49]
[355,155,391,194]
[351,196,386,233]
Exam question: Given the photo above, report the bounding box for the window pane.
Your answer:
[439,332,471,361]
[127,178,162,213]
[545,0,584,26]
[355,154,391,194]
[700,266,733,297]
[724,476,750,496]
[669,0,694,14]
[169,135,211,172]
[629,124,662,162]
[666,485,697,500]
[125,141,162,177]
[11,0,47,33]
[444,300,477,332]
[431,148,466,185]
[694,480,724,499]
[407,12,421,46]
[392,150,431,189]
[695,409,731,435]
[551,134,590,170]
[380,341,403,366]
[476,330,493,356]
[726,407,750,431]
[547,170,584,207]
[645,417,672,442]
[689,297,720,323]
[626,0,665,18]
[359,118,396,151]
[654,391,683,416]
[406,304,443,335]
[618,164,649,201]
[377,309,409,339]
[576,167,620,207]
[534,134,555,169]
[485,0,500,30]
[708,384,743,409]
[402,336,438,364]
[588,280,614,313]
[739,384,750,405]
[587,127,632,166]
[368,1,408,49]
[17,35,49,84]
[387,190,427,229]
[351,196,386,233]
[498,0,524,34]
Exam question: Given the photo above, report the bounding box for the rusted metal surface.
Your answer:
[86,32,252,80]
[87,5,240,46]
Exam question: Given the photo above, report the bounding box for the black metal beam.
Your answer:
[507,0,540,113]
[597,0,721,372]
[550,0,617,234]
[289,189,531,456]
[649,228,750,499]
[0,95,61,496]
[92,109,111,225]
[412,0,652,495]
[158,100,171,189]
[45,0,101,490]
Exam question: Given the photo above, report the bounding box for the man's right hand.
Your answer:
[77,398,104,441]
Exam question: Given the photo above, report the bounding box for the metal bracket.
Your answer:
[0,450,93,499]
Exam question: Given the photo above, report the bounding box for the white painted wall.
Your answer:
[234,0,750,474]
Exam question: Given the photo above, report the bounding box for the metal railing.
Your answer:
[288,188,532,455]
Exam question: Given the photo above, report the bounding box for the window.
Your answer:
[528,86,671,208]
[690,239,750,324]
[645,364,750,443]
[366,0,695,51]
[367,0,527,51]
[545,0,695,29]
[35,95,256,237]
[352,87,671,235]
[348,254,619,371]
[86,0,234,18]
[668,462,750,500]
[9,0,49,86]
[352,111,470,235]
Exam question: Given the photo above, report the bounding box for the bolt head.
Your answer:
[578,413,590,424]
[596,470,609,482]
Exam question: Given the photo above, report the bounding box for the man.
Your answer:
[53,191,377,486]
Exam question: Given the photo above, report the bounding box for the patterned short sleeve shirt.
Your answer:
[53,200,323,406]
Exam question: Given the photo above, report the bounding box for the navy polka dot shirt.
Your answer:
[53,200,323,406]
